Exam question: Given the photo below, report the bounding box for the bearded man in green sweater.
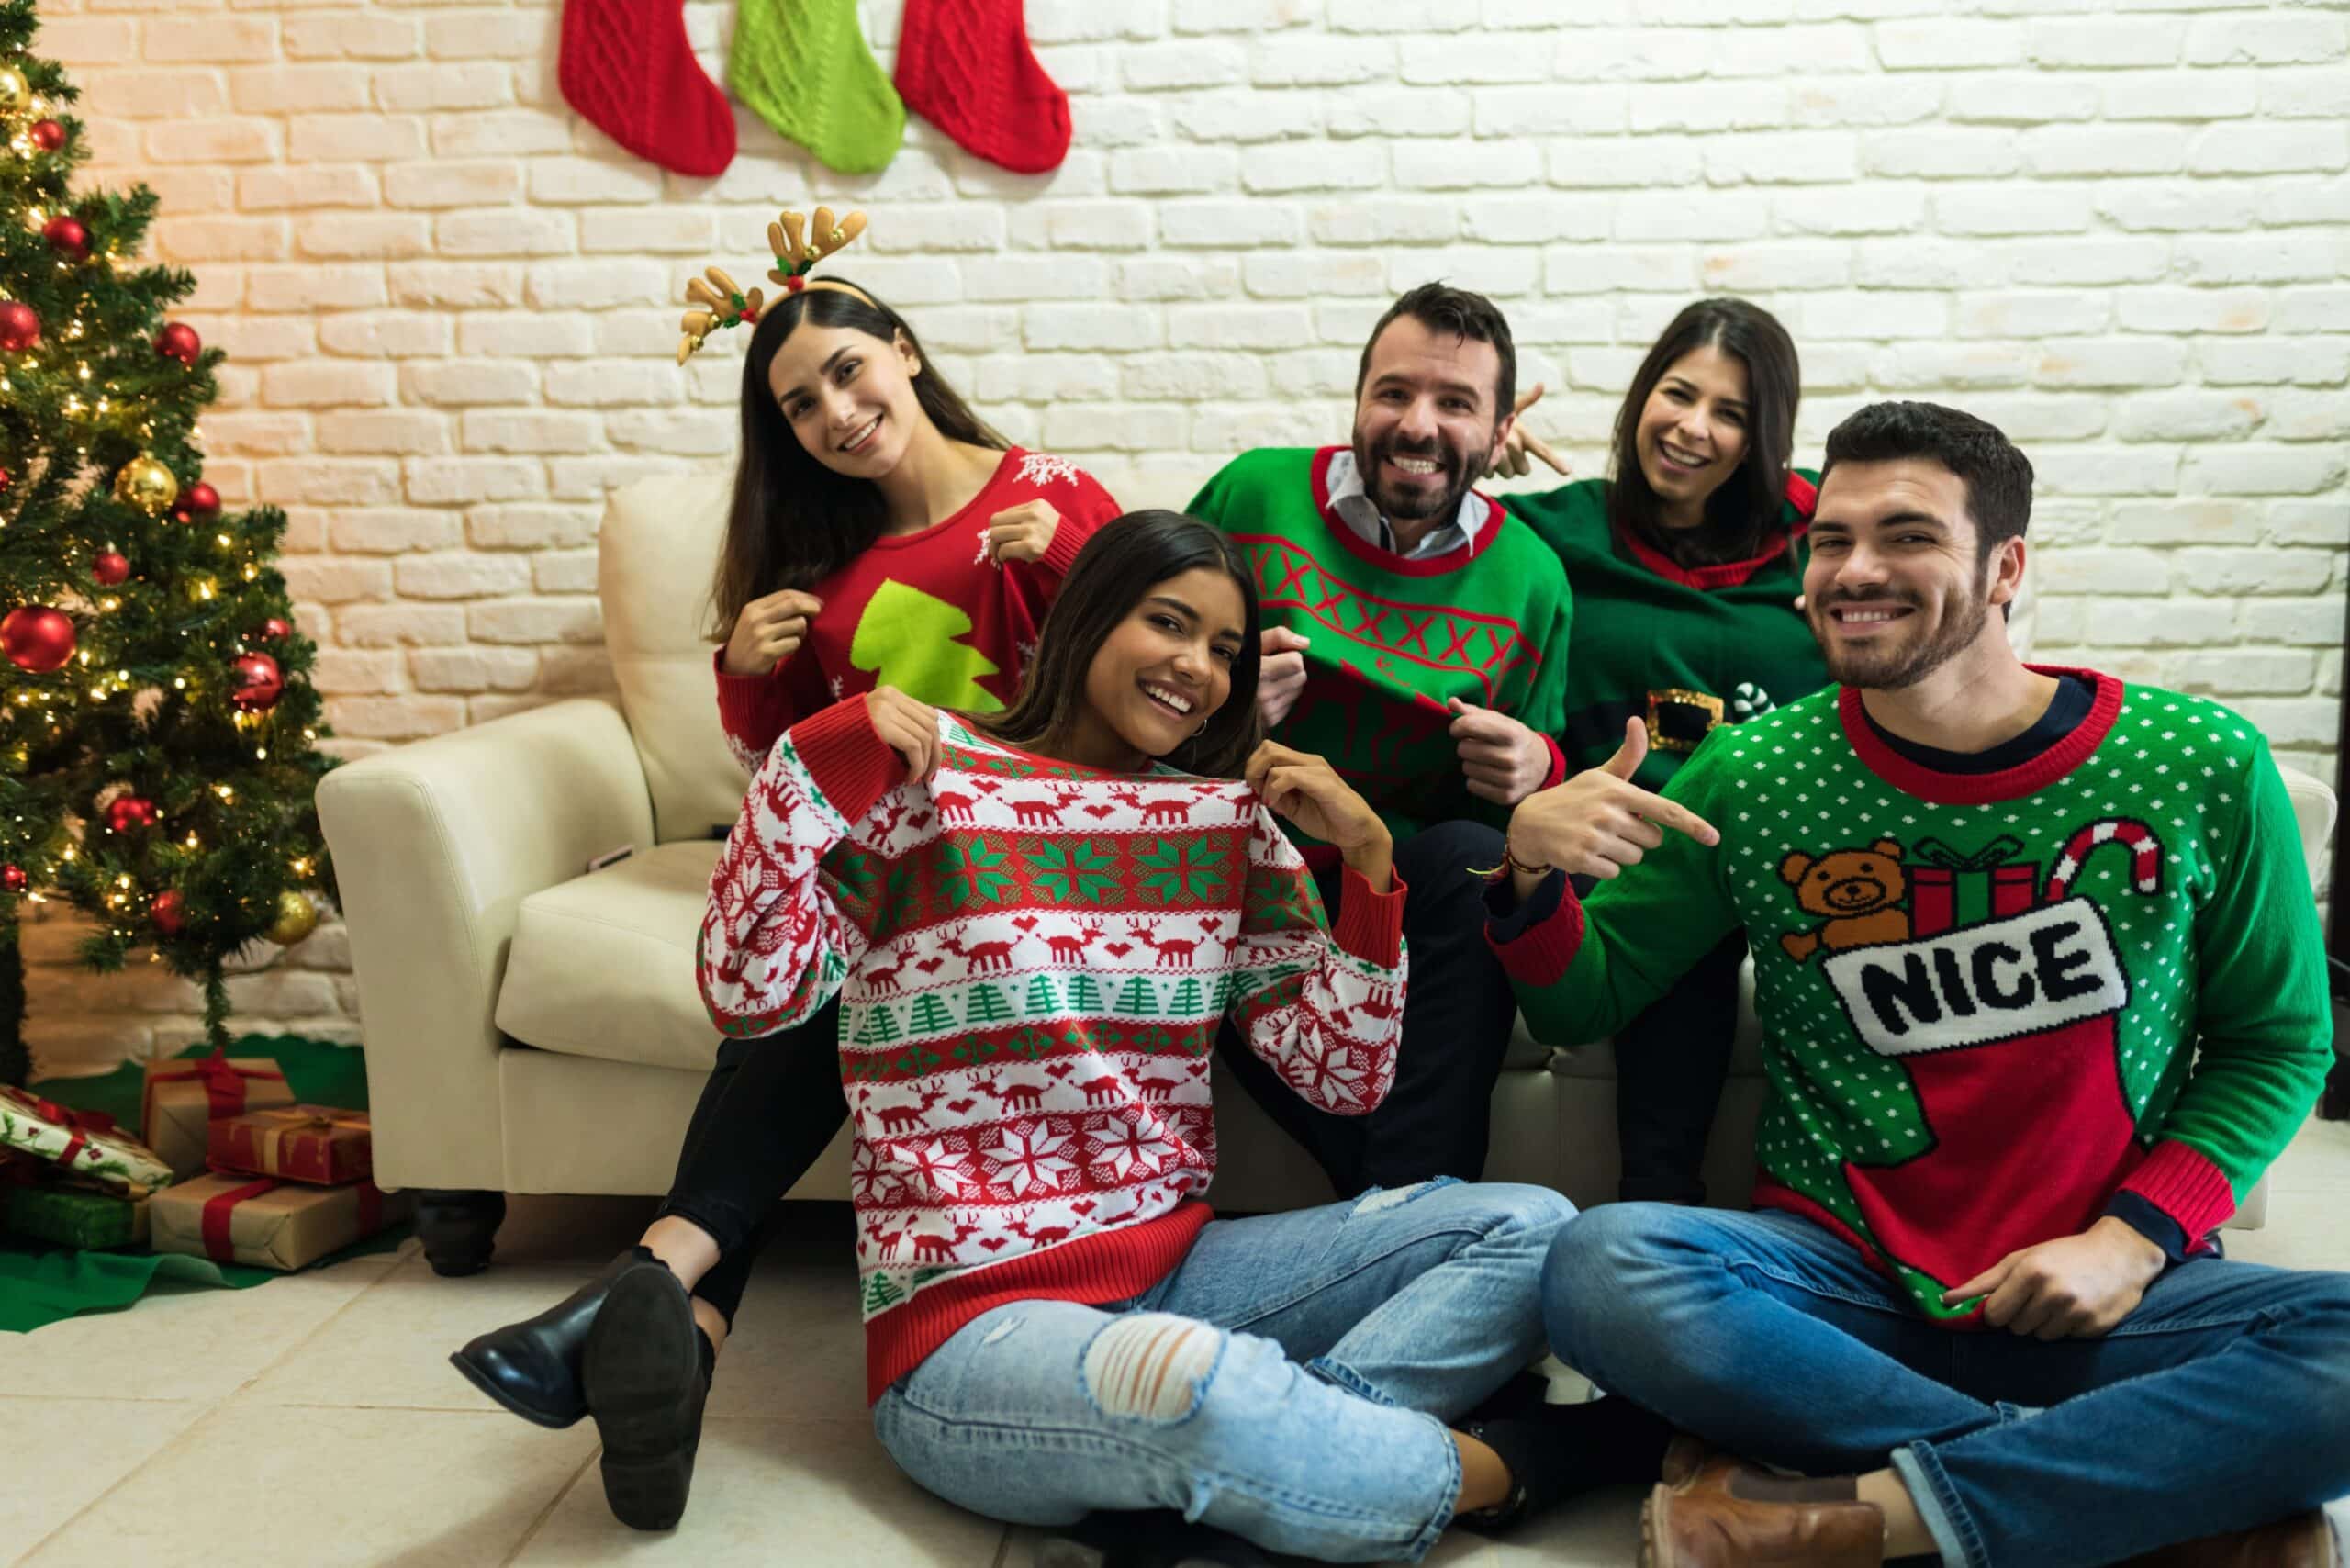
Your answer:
[1186,283,1575,1198]
[1492,400,2345,1568]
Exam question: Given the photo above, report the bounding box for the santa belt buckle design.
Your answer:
[1644,688,1725,754]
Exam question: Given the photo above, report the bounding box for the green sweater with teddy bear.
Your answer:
[1491,671,2331,1322]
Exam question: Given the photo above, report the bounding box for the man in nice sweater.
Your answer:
[1493,401,2347,1568]
[1187,283,1573,1196]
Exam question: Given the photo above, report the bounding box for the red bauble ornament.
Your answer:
[151,889,184,936]
[106,795,158,834]
[154,322,201,365]
[29,120,65,152]
[229,652,284,712]
[41,215,88,263]
[0,300,38,353]
[172,482,220,526]
[0,466,10,493]
[92,552,130,586]
[2,865,25,893]
[0,605,74,672]
[255,616,292,642]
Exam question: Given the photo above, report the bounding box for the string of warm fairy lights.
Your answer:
[0,41,329,976]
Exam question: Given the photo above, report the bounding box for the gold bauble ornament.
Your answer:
[265,889,319,946]
[0,65,29,119]
[113,454,178,516]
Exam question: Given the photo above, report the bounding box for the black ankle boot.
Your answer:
[450,1246,650,1428]
[583,1257,710,1531]
[1456,1394,1678,1534]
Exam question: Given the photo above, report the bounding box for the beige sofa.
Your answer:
[317,470,2336,1273]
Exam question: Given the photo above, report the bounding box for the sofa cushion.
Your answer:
[599,471,752,846]
[495,840,725,1073]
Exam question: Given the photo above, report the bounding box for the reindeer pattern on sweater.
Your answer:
[697,696,1408,1389]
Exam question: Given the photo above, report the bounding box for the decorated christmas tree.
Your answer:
[0,0,337,1082]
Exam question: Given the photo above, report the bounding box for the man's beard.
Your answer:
[1356,431,1472,524]
[1812,579,1992,690]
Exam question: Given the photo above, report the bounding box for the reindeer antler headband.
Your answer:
[676,207,872,366]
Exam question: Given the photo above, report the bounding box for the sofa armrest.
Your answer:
[2274,763,2338,892]
[316,697,659,1191]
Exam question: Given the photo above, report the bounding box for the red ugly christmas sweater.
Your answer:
[697,696,1409,1401]
[714,449,1123,769]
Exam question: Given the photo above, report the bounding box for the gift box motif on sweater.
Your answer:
[1908,834,2037,937]
[140,1050,294,1180]
[207,1105,371,1186]
[0,1085,175,1194]
[149,1171,409,1272]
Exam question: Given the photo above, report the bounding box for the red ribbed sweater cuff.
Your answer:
[789,696,907,828]
[2120,1138,2238,1242]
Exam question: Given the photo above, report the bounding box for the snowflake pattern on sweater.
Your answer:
[698,695,1408,1397]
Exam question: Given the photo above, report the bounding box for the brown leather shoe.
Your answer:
[2121,1510,2337,1568]
[1640,1473,1886,1568]
[1661,1433,1716,1488]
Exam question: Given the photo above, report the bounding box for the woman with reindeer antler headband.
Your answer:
[452,207,1124,1532]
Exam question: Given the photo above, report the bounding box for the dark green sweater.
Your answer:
[1503,473,1827,792]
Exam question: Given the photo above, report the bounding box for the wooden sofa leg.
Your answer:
[415,1190,507,1277]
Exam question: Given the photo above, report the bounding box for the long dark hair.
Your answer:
[1607,297,1799,566]
[980,511,1264,778]
[706,280,1007,638]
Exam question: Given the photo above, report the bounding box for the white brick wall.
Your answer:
[28,0,2347,1071]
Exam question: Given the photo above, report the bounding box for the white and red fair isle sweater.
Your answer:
[698,695,1409,1402]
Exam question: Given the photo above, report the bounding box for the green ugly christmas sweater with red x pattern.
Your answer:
[1186,446,1572,843]
[1492,670,2332,1323]
[697,694,1407,1402]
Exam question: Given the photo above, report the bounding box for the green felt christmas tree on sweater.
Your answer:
[0,0,338,1082]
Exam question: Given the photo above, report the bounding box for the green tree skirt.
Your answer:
[1,1035,408,1333]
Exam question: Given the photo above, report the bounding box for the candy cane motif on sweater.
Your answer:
[2043,817,2164,902]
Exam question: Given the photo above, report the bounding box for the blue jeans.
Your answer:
[1543,1204,2350,1568]
[872,1179,1573,1562]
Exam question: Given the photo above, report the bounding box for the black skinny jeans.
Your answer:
[1214,819,1522,1196]
[656,1000,848,1324]
[1608,927,1745,1205]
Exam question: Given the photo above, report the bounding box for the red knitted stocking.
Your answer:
[558,0,736,177]
[893,0,1071,175]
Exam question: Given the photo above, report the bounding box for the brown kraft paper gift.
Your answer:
[149,1172,410,1271]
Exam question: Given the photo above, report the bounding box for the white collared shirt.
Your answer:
[1323,448,1482,561]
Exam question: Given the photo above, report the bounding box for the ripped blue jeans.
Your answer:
[870,1180,1574,1562]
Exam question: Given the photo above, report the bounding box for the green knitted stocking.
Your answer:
[728,0,905,174]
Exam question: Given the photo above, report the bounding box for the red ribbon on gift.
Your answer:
[196,1177,389,1266]
[141,1048,287,1131]
[199,1176,281,1263]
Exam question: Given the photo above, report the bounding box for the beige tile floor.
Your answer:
[5,1114,2346,1567]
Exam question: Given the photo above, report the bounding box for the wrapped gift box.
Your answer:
[150,1172,408,1271]
[0,1085,174,1194]
[3,1182,151,1249]
[207,1105,372,1187]
[140,1051,294,1180]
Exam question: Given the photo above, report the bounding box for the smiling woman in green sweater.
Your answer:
[1498,298,1828,1204]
